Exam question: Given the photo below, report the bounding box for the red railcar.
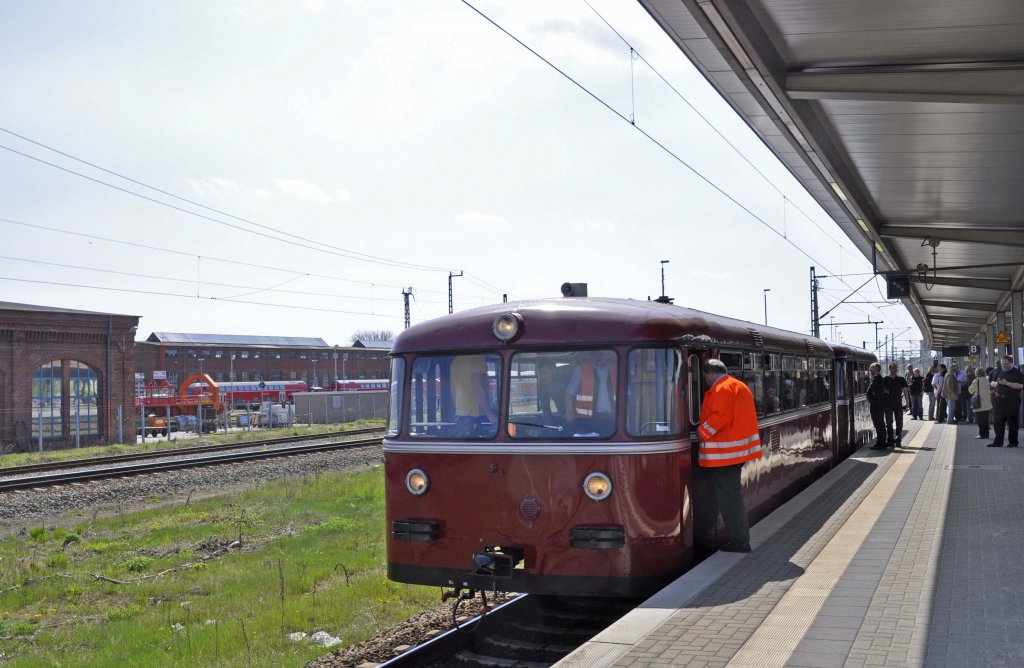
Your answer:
[324,379,390,392]
[185,380,307,407]
[384,296,875,598]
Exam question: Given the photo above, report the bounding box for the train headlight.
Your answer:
[492,313,524,343]
[583,472,612,501]
[405,468,430,496]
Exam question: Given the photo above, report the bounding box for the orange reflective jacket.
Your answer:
[697,374,763,468]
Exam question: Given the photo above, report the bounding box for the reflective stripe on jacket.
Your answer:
[697,374,763,468]
[574,361,615,418]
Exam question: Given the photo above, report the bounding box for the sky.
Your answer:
[0,0,923,354]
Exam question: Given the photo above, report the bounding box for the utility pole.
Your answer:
[763,288,770,326]
[810,267,820,338]
[448,271,463,314]
[402,287,414,329]
[660,260,670,298]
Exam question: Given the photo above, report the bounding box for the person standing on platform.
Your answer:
[924,363,937,420]
[988,355,1024,448]
[942,365,960,424]
[883,363,909,447]
[696,359,763,553]
[909,368,924,420]
[867,363,889,451]
[969,367,992,440]
[933,364,947,422]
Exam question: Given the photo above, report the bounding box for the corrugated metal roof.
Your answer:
[352,339,394,350]
[0,301,138,318]
[146,332,329,347]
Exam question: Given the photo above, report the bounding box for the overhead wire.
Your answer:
[459,0,854,293]
[0,135,449,272]
[0,218,486,302]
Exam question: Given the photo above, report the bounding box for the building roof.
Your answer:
[352,339,394,350]
[0,301,138,318]
[145,333,329,347]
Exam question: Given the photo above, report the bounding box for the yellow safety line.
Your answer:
[725,421,932,667]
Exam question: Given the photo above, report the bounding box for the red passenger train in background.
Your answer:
[383,288,876,599]
[184,379,307,407]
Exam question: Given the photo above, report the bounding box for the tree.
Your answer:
[350,330,395,345]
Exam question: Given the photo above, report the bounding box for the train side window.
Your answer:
[386,358,405,437]
[687,354,701,426]
[742,352,765,416]
[834,360,846,401]
[626,348,684,437]
[819,359,832,403]
[780,356,797,410]
[763,354,781,414]
[806,357,819,405]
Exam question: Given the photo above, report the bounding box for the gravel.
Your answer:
[0,445,383,531]
[307,594,518,668]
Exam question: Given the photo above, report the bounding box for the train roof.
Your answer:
[393,297,841,357]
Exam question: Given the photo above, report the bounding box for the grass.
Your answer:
[0,464,437,667]
[0,420,385,470]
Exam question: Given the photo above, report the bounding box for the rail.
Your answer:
[0,437,382,493]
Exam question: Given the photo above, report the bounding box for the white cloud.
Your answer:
[567,217,616,233]
[454,211,507,226]
[272,179,353,204]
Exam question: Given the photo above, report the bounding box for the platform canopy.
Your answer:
[639,0,1024,355]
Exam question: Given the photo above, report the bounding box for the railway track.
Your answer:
[0,436,382,493]
[378,595,637,667]
[0,427,383,478]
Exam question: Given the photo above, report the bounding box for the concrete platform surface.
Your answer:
[558,418,1024,667]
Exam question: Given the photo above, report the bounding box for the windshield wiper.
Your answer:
[508,419,563,432]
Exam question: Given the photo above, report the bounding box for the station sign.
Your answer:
[941,345,975,357]
[153,370,167,380]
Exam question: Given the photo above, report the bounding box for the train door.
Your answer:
[831,357,846,462]
[686,349,718,553]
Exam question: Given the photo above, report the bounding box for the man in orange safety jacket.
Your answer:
[697,358,762,553]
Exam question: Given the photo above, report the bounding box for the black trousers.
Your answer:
[976,409,990,438]
[698,464,749,546]
[883,405,904,445]
[936,397,947,423]
[871,406,887,446]
[992,400,1020,446]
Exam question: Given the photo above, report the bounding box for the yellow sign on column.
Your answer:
[995,330,1010,344]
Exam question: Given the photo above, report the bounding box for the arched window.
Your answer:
[69,361,100,437]
[31,360,100,441]
[32,361,62,440]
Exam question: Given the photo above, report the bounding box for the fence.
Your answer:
[292,391,389,425]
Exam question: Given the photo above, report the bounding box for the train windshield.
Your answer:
[508,350,618,439]
[625,348,684,436]
[407,354,501,439]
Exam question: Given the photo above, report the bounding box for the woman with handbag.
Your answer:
[969,367,992,439]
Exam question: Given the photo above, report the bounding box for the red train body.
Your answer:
[185,380,308,406]
[384,297,876,598]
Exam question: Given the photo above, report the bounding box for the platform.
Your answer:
[558,418,1024,667]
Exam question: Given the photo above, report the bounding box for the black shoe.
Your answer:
[1009,444,1019,448]
[988,443,1003,448]
[869,445,888,451]
[975,435,987,439]
[720,542,751,553]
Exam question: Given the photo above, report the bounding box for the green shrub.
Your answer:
[28,526,47,542]
[46,552,69,569]
[106,605,143,621]
[125,556,155,572]
[62,533,81,547]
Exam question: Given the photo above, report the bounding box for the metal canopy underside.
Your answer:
[639,0,1024,349]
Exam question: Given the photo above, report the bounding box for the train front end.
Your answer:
[384,298,694,598]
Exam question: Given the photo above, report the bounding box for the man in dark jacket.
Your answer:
[988,355,1024,448]
[882,363,909,447]
[867,363,888,451]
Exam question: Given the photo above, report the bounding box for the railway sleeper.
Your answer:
[495,619,597,645]
[470,634,578,663]
[449,648,554,668]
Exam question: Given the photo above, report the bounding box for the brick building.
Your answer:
[135,333,392,389]
[0,302,140,451]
